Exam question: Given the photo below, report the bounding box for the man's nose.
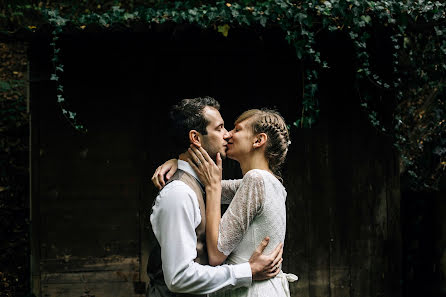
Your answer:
[223,128,231,140]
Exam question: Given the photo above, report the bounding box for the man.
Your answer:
[148,97,283,296]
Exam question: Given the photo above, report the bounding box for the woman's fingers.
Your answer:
[186,157,200,173]
[166,166,175,180]
[156,165,171,187]
[190,146,207,165]
[189,146,220,170]
[198,146,213,164]
[197,147,221,171]
[151,159,179,190]
[151,166,160,181]
[216,153,222,170]
[151,166,162,189]
[165,159,178,180]
[188,148,202,167]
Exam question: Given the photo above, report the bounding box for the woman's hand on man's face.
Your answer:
[187,145,222,190]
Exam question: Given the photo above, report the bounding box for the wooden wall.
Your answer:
[401,189,446,297]
[283,104,401,297]
[30,25,401,297]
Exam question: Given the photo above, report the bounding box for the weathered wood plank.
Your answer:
[349,113,391,297]
[370,158,387,297]
[350,111,371,297]
[385,149,402,297]
[39,161,143,183]
[41,257,139,273]
[327,115,352,297]
[42,271,140,284]
[30,78,43,297]
[283,127,308,297]
[306,127,330,297]
[39,231,138,260]
[42,281,143,297]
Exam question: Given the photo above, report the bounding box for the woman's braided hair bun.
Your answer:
[235,109,290,181]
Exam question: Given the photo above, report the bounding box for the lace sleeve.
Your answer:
[221,179,243,204]
[217,170,265,256]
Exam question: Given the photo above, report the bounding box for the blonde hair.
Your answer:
[235,109,290,180]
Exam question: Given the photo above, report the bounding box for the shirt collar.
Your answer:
[178,159,203,187]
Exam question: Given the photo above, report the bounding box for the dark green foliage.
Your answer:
[1,1,445,190]
[0,42,29,297]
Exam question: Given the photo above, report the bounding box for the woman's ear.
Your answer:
[253,133,267,148]
[189,130,202,147]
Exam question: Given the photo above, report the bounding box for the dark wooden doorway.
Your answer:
[30,25,401,297]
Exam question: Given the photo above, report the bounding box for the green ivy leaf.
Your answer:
[361,15,371,24]
[0,81,11,91]
[217,24,230,37]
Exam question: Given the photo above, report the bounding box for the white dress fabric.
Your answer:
[212,169,297,297]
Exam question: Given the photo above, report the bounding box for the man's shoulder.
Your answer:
[161,179,196,195]
[151,180,201,227]
[156,180,198,208]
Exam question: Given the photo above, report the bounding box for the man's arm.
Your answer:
[150,183,282,294]
[151,183,251,294]
[249,237,284,280]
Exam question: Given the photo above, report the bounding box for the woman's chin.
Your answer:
[226,150,234,159]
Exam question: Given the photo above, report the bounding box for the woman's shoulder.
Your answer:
[239,170,265,190]
[244,169,286,191]
[243,169,267,180]
[243,169,280,186]
[244,169,281,181]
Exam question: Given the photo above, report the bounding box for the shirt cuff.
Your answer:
[232,262,252,287]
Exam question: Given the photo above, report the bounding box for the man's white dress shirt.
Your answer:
[150,160,252,294]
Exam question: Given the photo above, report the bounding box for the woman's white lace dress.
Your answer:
[211,169,297,297]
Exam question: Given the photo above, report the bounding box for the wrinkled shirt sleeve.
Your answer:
[150,181,252,294]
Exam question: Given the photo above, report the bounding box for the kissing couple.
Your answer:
[148,96,297,297]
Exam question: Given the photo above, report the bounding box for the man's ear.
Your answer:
[189,130,202,147]
[253,133,267,148]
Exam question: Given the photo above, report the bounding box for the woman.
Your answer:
[155,109,297,297]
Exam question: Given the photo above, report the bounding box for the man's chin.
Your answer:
[225,151,236,161]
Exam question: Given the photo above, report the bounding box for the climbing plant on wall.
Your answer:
[2,0,445,190]
[0,41,29,297]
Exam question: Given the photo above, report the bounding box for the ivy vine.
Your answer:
[3,0,446,190]
[47,10,87,132]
